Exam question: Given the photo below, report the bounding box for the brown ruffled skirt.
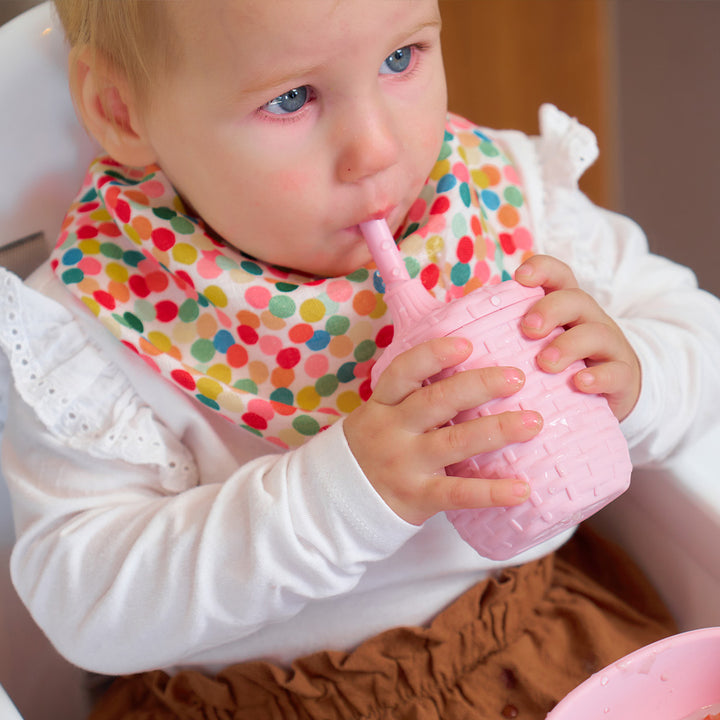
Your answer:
[89,527,676,719]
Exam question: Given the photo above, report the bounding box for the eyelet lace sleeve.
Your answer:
[536,103,599,189]
[0,345,8,447]
[532,104,612,297]
[492,103,621,306]
[0,268,195,492]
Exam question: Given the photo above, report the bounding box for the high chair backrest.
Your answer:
[1,7,98,717]
[0,1,100,279]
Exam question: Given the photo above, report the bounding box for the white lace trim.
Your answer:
[0,348,8,440]
[0,268,195,492]
[537,103,599,188]
[528,104,614,299]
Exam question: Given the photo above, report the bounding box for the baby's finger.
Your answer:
[515,254,579,292]
[423,473,531,512]
[372,337,473,406]
[422,409,543,469]
[575,360,640,421]
[535,321,627,373]
[401,366,526,433]
[575,360,634,395]
[520,288,604,339]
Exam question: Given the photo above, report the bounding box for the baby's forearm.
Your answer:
[618,290,720,464]
[529,187,720,464]
[586,216,720,462]
[5,408,414,675]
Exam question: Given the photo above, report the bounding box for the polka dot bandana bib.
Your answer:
[51,114,535,449]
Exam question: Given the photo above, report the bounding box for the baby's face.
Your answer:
[137,0,447,276]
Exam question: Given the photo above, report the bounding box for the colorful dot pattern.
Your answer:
[51,113,535,449]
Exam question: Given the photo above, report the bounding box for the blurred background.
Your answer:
[2,0,719,295]
[440,0,720,298]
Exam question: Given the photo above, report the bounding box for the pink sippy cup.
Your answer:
[360,219,631,560]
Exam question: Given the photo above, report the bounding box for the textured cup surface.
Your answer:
[372,280,631,560]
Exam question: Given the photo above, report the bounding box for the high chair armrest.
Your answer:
[591,423,720,631]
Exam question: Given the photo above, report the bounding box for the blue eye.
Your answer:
[380,46,413,74]
[263,86,310,115]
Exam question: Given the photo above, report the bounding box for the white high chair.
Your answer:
[0,4,99,719]
[0,1,100,263]
[0,3,719,719]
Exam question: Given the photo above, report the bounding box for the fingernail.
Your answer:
[539,346,561,364]
[577,371,595,387]
[453,337,472,353]
[516,264,533,279]
[521,411,542,430]
[513,481,530,498]
[523,312,543,330]
[502,367,524,386]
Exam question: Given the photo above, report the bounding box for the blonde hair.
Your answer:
[53,0,172,99]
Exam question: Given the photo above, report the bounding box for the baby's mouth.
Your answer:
[346,205,398,233]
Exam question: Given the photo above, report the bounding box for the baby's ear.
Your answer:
[69,47,157,168]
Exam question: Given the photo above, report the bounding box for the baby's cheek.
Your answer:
[413,130,445,188]
[258,167,323,229]
[273,168,314,195]
[419,119,447,171]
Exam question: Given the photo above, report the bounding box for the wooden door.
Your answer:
[440,0,616,208]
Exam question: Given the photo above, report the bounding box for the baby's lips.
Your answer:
[353,204,399,228]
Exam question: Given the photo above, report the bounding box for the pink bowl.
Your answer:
[546,628,720,720]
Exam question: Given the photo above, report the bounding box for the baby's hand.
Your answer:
[343,337,542,526]
[515,254,641,421]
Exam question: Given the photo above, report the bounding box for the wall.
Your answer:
[441,0,615,210]
[0,1,38,26]
[441,0,720,298]
[615,0,720,297]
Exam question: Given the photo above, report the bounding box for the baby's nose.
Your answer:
[336,105,401,184]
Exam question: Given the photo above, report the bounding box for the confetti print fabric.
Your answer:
[51,114,534,448]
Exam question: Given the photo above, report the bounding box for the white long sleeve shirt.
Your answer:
[2,107,720,675]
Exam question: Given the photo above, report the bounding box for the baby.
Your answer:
[1,0,719,718]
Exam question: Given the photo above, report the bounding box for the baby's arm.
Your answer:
[3,388,413,675]
[519,204,720,464]
[0,269,539,676]
[491,106,720,464]
[343,336,541,526]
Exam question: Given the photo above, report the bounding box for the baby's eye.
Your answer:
[263,86,310,115]
[380,46,413,75]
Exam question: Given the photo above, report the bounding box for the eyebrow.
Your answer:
[241,16,442,100]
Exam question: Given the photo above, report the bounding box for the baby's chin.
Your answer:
[283,230,376,276]
[301,254,374,279]
[215,224,376,278]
